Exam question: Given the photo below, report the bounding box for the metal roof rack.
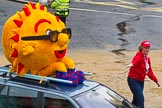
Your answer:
[0,66,92,86]
[0,68,72,84]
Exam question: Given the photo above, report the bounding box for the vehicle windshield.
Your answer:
[74,85,134,108]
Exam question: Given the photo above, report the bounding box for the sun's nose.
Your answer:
[57,33,69,46]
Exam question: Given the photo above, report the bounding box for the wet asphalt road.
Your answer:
[1,0,162,52]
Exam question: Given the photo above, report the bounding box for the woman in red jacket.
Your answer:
[127,40,160,108]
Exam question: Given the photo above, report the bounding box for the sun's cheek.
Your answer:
[33,41,53,55]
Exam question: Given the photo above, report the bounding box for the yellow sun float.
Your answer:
[1,2,85,85]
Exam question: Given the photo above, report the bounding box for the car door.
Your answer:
[0,84,38,108]
[0,84,6,108]
[0,84,80,108]
[42,92,76,108]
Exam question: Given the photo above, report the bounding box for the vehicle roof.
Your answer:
[0,66,99,97]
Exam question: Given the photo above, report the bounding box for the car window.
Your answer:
[0,85,38,108]
[43,93,74,108]
[0,85,8,108]
[75,85,134,108]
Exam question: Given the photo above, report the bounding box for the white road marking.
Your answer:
[70,7,162,19]
[75,0,162,13]
[114,0,135,5]
[70,7,135,16]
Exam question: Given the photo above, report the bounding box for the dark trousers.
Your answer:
[59,17,66,24]
[55,14,67,25]
[127,77,144,108]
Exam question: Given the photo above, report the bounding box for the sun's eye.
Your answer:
[46,29,51,35]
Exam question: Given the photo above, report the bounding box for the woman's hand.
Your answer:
[126,63,133,68]
[156,82,160,87]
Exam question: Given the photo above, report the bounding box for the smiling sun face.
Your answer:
[1,2,70,76]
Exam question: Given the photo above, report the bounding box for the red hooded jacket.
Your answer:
[128,51,158,83]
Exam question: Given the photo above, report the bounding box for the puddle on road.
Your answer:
[115,16,141,51]
[116,16,140,36]
[118,38,129,47]
[116,21,136,36]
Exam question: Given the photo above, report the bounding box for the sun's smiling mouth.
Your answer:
[54,49,66,58]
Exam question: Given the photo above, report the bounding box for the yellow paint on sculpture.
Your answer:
[1,2,74,77]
